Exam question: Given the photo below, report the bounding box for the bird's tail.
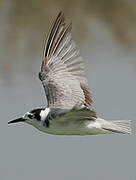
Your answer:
[101,119,132,134]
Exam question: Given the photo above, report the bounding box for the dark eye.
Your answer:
[28,114,33,119]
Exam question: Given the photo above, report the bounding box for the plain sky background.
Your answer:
[1,1,136,179]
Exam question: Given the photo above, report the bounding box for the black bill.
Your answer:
[8,118,25,124]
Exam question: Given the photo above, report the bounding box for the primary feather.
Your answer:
[39,12,92,109]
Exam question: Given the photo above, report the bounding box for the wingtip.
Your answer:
[57,11,65,21]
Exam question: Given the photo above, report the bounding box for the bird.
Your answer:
[8,12,131,135]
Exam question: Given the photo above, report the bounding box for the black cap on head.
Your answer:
[30,108,44,121]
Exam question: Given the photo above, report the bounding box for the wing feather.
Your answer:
[44,12,65,58]
[40,12,92,109]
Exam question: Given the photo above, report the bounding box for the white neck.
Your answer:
[40,108,50,121]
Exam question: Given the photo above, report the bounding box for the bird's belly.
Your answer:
[35,119,107,135]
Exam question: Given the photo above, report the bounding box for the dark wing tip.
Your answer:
[42,12,72,68]
[58,11,65,19]
[44,11,65,58]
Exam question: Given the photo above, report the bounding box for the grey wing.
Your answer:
[39,12,92,109]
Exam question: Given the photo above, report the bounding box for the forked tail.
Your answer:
[101,119,132,134]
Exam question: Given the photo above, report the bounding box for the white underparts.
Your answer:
[87,117,104,129]
[40,108,50,121]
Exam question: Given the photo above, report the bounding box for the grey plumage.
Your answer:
[39,12,92,109]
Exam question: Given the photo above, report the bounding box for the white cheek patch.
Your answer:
[40,108,50,121]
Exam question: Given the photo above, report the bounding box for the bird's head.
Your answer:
[8,108,50,128]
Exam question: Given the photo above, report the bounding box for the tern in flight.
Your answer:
[8,12,131,135]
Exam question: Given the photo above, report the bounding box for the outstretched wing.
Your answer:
[39,12,92,109]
